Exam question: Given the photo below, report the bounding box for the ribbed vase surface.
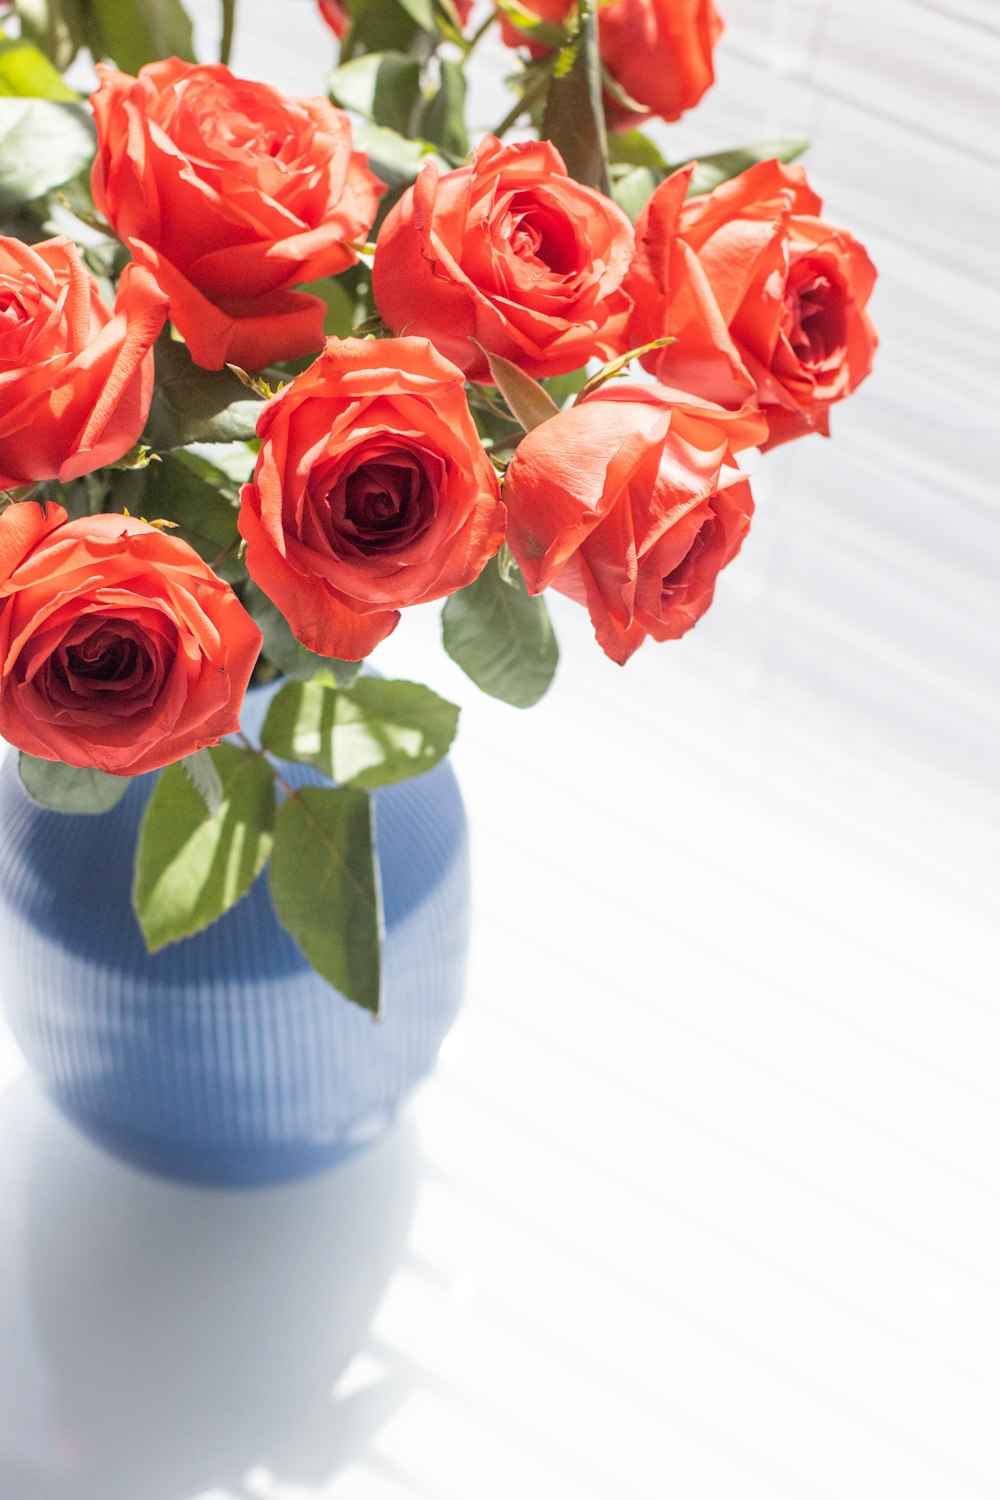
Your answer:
[0,685,470,1185]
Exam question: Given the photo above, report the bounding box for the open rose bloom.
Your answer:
[627,161,878,448]
[239,337,505,660]
[90,58,384,369]
[503,385,765,663]
[0,0,876,992]
[372,136,634,381]
[0,236,166,489]
[0,505,260,775]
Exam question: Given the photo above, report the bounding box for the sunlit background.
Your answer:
[1,0,998,1496]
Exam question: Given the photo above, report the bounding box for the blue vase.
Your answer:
[0,682,470,1186]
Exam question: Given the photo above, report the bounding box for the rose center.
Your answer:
[0,283,34,361]
[49,618,165,705]
[784,258,848,368]
[329,448,438,555]
[503,194,577,275]
[0,289,27,322]
[661,518,715,601]
[67,632,142,682]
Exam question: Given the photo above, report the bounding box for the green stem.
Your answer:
[493,66,551,139]
[220,0,237,66]
[464,10,497,54]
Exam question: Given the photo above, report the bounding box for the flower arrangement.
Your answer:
[0,0,876,1015]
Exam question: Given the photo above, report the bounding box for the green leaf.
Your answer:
[242,581,362,687]
[393,0,435,33]
[333,678,460,787]
[300,276,356,339]
[576,336,674,400]
[138,449,242,572]
[540,0,610,195]
[682,137,810,197]
[262,675,459,789]
[84,0,195,71]
[144,338,262,450]
[540,367,589,407]
[472,339,560,432]
[607,130,667,171]
[180,748,223,817]
[330,53,383,117]
[352,120,440,191]
[610,164,663,223]
[18,753,132,814]
[421,57,469,159]
[304,260,377,335]
[341,0,420,60]
[132,743,276,952]
[0,97,94,209]
[270,785,382,1014]
[442,552,558,708]
[0,37,79,98]
[329,51,422,135]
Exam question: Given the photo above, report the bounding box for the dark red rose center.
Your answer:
[785,258,848,368]
[328,447,439,555]
[42,616,174,715]
[66,630,145,683]
[503,194,577,275]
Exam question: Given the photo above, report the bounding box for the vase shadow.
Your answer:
[0,1076,420,1499]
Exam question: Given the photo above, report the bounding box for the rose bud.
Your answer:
[238,336,506,661]
[0,504,261,776]
[372,135,634,383]
[90,59,384,371]
[0,236,167,491]
[503,383,765,664]
[495,0,722,129]
[626,160,878,449]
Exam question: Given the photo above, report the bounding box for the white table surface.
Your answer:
[1,1,998,1496]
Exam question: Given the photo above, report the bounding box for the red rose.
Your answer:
[626,160,878,448]
[0,504,261,775]
[0,236,166,491]
[90,59,384,371]
[497,0,722,129]
[503,383,764,663]
[238,336,505,660]
[372,135,634,382]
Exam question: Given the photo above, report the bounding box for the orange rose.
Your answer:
[238,337,506,661]
[90,59,384,372]
[503,383,764,663]
[497,0,722,129]
[0,236,167,491]
[0,504,261,775]
[626,160,878,448]
[372,136,633,382]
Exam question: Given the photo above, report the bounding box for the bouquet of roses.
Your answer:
[0,0,876,1014]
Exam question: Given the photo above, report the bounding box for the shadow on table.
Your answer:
[0,1077,420,1499]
